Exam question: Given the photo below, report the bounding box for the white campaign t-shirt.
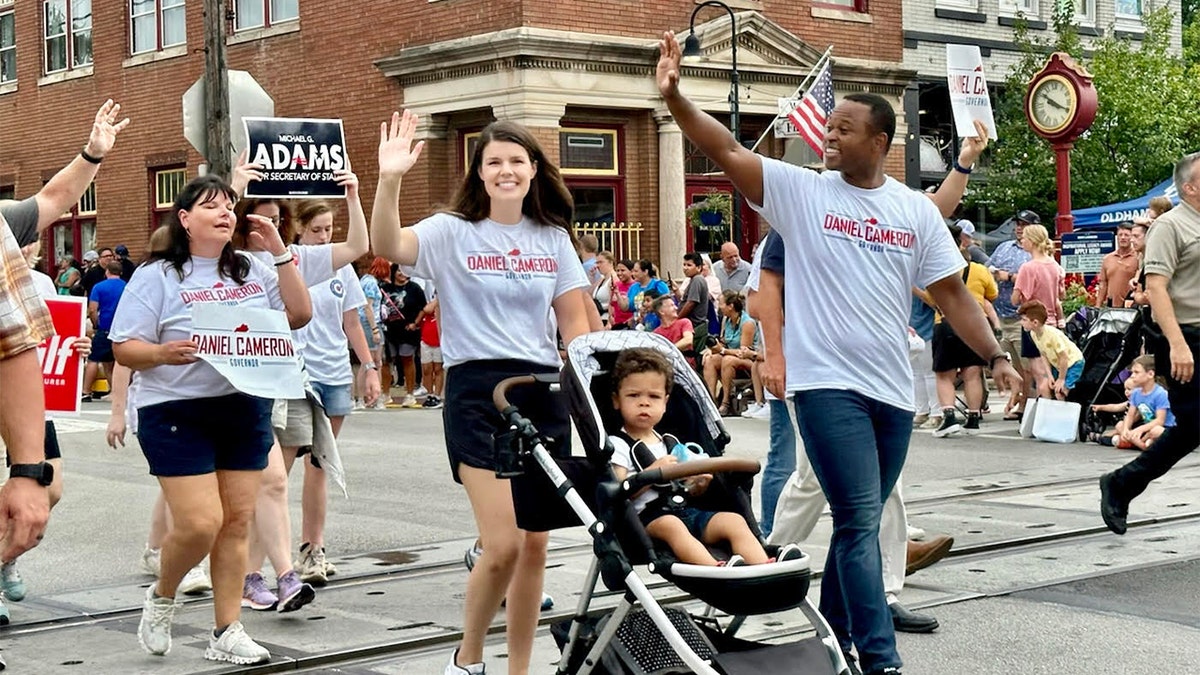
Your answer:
[750,158,964,410]
[249,243,334,288]
[294,264,366,385]
[410,213,589,368]
[108,253,285,407]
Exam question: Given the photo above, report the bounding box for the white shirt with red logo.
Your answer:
[294,264,366,386]
[409,213,588,368]
[750,158,964,410]
[108,253,284,407]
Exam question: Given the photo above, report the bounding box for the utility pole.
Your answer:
[203,0,231,178]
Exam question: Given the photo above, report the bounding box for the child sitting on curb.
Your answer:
[1018,300,1085,400]
[1112,355,1174,450]
[607,348,797,566]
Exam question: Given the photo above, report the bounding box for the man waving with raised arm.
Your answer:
[656,31,1019,675]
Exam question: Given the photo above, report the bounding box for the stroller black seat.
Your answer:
[656,553,813,616]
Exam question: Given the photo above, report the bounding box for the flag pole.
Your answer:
[747,46,833,154]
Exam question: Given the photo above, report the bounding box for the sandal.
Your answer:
[1003,411,1024,421]
[718,403,731,416]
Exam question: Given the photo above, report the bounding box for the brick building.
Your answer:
[0,0,913,274]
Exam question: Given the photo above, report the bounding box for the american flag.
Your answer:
[787,60,834,157]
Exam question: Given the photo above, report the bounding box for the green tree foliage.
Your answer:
[977,3,1200,223]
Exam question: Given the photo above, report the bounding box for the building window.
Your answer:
[461,130,481,173]
[936,0,978,8]
[1114,0,1141,18]
[49,182,96,272]
[1073,0,1095,24]
[816,0,868,10]
[998,0,1037,15]
[131,0,185,54]
[0,184,14,201]
[44,0,92,74]
[234,0,298,31]
[1,6,15,84]
[151,167,186,231]
[559,128,619,176]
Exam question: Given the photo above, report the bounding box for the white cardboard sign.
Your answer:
[946,44,998,140]
[190,304,304,400]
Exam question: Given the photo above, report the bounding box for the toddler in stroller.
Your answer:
[494,331,849,675]
[607,348,800,567]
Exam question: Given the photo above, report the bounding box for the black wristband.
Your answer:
[953,160,973,175]
[80,149,103,165]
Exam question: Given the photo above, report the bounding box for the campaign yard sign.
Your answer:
[945,45,998,141]
[243,117,347,199]
[190,304,305,400]
[1061,231,1115,275]
[39,297,87,415]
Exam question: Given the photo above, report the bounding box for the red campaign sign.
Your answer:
[37,297,87,415]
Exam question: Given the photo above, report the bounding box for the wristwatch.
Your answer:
[362,361,378,371]
[9,462,54,487]
[988,352,1012,370]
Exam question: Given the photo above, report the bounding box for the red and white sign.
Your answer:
[191,303,304,400]
[38,297,86,415]
[946,44,998,140]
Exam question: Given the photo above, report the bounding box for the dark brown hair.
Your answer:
[612,348,674,396]
[447,121,575,235]
[149,175,248,284]
[234,198,295,249]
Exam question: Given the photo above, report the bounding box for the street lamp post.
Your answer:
[682,1,742,252]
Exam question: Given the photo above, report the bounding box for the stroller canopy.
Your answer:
[564,331,728,460]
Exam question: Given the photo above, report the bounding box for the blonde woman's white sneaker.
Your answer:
[179,566,212,595]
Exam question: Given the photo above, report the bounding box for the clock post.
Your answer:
[1024,53,1098,237]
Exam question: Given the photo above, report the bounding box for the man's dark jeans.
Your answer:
[1111,326,1200,500]
[793,389,909,673]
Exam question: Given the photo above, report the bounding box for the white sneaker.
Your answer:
[179,565,212,595]
[352,398,364,411]
[740,402,763,418]
[401,394,421,408]
[747,403,771,419]
[907,525,927,541]
[372,396,389,410]
[445,648,486,674]
[413,385,429,398]
[203,620,270,665]
[138,584,177,656]
[140,546,161,578]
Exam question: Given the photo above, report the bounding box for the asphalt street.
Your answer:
[0,392,1197,673]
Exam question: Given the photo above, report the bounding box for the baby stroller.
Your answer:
[1066,307,1143,437]
[493,331,847,675]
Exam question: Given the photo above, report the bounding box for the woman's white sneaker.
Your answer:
[178,566,212,595]
[204,621,270,665]
[138,585,177,656]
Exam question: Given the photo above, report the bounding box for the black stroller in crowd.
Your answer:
[493,331,847,675]
[1064,307,1144,437]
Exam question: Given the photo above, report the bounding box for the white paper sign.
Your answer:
[775,98,800,138]
[945,44,998,140]
[190,304,304,400]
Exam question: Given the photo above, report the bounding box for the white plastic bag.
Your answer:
[1032,398,1081,443]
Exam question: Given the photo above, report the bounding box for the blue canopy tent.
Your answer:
[1072,178,1179,229]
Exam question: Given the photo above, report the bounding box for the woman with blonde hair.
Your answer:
[1011,224,1065,390]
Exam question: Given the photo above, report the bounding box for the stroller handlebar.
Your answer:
[492,373,560,417]
[629,457,761,491]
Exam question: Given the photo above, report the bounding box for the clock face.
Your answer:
[1029,76,1077,134]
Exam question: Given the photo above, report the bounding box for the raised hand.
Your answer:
[334,165,359,200]
[378,111,425,178]
[83,99,131,159]
[231,149,265,198]
[959,118,990,167]
[656,31,683,99]
[245,213,286,254]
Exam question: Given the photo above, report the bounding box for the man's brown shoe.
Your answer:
[905,535,954,576]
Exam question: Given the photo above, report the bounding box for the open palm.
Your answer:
[378,110,425,178]
[656,31,683,99]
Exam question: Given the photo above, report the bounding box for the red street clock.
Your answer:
[1024,53,1098,235]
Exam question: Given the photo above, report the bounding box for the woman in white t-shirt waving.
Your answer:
[109,175,312,666]
[371,111,591,675]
